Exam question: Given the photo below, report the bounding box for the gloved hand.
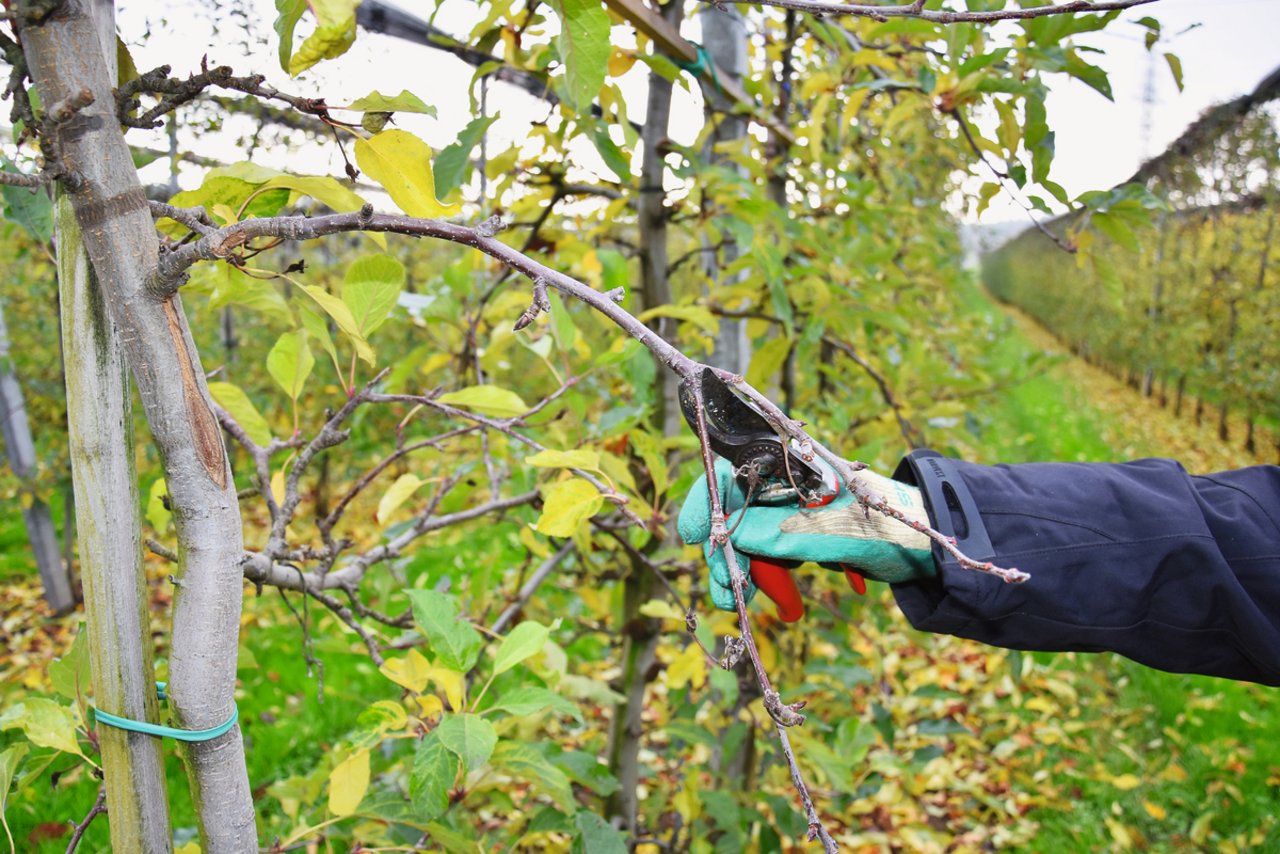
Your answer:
[677,458,936,621]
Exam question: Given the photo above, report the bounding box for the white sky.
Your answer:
[117,1,1280,225]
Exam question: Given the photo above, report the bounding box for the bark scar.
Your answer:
[162,296,227,489]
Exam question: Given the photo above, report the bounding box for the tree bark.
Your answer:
[18,2,254,849]
[700,4,750,377]
[52,2,172,848]
[59,196,173,851]
[0,299,74,613]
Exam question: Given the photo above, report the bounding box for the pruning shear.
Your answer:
[679,368,867,622]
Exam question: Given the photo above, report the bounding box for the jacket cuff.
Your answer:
[890,449,994,633]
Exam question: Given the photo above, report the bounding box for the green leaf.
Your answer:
[343,89,436,115]
[161,177,290,235]
[410,730,457,822]
[376,473,424,525]
[1064,52,1113,101]
[493,621,551,676]
[533,478,603,537]
[0,742,28,850]
[434,114,500,199]
[436,713,497,775]
[296,301,340,370]
[525,448,601,471]
[298,284,375,365]
[423,823,482,854]
[0,699,82,756]
[355,129,459,218]
[343,254,405,336]
[274,0,307,71]
[48,630,89,701]
[574,812,626,854]
[146,478,171,533]
[552,0,611,110]
[1164,52,1184,93]
[0,159,52,243]
[407,589,484,672]
[436,385,529,418]
[590,126,631,181]
[267,330,315,403]
[207,381,272,446]
[203,265,292,324]
[491,742,575,812]
[486,686,582,723]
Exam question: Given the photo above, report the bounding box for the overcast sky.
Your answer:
[119,0,1279,226]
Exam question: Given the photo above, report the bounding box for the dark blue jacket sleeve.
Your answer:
[890,450,1280,686]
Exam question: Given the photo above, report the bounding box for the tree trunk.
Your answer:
[700,4,750,377]
[606,0,683,833]
[19,2,254,849]
[636,0,683,440]
[1173,374,1185,417]
[1218,401,1230,442]
[0,300,74,613]
[53,2,172,848]
[59,197,173,851]
[1245,414,1256,455]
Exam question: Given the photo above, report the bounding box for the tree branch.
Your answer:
[700,0,1157,23]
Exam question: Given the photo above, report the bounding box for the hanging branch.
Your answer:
[700,0,1158,24]
[156,202,1028,848]
[154,204,1028,585]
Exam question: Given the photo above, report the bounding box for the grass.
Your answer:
[3,280,1275,852]
[960,284,1280,852]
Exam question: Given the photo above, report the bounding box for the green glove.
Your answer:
[678,458,936,615]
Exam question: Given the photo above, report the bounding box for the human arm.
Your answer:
[890,450,1280,686]
[679,450,1280,685]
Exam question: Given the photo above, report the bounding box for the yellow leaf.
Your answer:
[354,129,458,218]
[1105,816,1135,850]
[525,448,601,471]
[809,93,830,159]
[842,88,872,128]
[636,304,718,336]
[175,844,202,854]
[1160,762,1188,782]
[436,385,530,418]
[607,48,636,77]
[376,474,424,524]
[328,749,370,816]
[270,470,286,506]
[1190,811,1215,844]
[746,336,791,389]
[666,642,707,692]
[533,478,603,537]
[379,649,431,693]
[426,666,465,712]
[639,599,684,621]
[799,70,834,100]
[1142,800,1167,821]
[411,693,444,718]
[1111,773,1142,791]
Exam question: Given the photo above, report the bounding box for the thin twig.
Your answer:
[64,787,106,854]
[700,0,1157,24]
[490,540,575,634]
